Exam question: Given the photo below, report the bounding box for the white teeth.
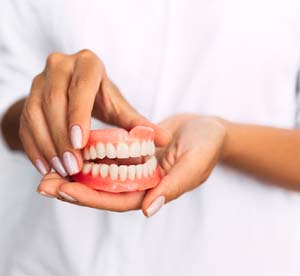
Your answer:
[84,148,91,160]
[141,141,148,156]
[148,141,155,155]
[106,143,117,159]
[96,143,106,159]
[128,165,136,180]
[109,164,118,180]
[82,157,158,180]
[119,165,127,181]
[82,163,92,174]
[100,164,109,178]
[89,146,97,160]
[129,142,141,157]
[116,142,129,158]
[143,163,149,177]
[92,164,100,177]
[85,140,155,160]
[136,164,143,179]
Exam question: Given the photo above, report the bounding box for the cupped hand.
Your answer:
[20,50,170,177]
[37,114,227,217]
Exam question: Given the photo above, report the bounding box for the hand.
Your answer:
[19,49,170,177]
[37,114,226,216]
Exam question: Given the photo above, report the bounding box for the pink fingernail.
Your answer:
[146,196,165,217]
[36,159,47,175]
[58,191,77,202]
[39,191,55,198]
[51,156,68,177]
[63,152,79,175]
[70,125,82,149]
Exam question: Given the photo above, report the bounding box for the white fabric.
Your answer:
[1,0,300,275]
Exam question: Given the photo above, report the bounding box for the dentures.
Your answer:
[73,126,161,193]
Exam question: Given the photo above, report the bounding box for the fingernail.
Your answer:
[146,196,165,217]
[51,156,68,177]
[39,191,55,198]
[70,125,82,149]
[36,159,48,175]
[63,152,79,175]
[58,191,77,202]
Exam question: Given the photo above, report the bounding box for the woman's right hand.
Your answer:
[19,50,171,177]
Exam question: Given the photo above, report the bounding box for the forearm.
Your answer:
[222,120,300,190]
[1,98,26,151]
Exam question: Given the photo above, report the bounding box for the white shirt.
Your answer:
[1,0,300,275]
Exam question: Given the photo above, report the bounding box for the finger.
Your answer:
[68,50,106,149]
[23,74,63,174]
[94,79,172,147]
[19,118,50,175]
[141,154,206,217]
[37,173,145,211]
[42,53,81,176]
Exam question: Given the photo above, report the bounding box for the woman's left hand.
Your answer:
[37,114,227,216]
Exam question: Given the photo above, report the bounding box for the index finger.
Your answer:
[68,50,106,149]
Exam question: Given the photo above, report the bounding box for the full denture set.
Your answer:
[73,126,161,193]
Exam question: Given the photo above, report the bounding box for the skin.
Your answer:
[2,50,300,217]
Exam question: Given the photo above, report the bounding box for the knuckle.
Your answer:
[23,102,39,124]
[78,49,94,58]
[46,52,64,67]
[42,88,62,108]
[32,74,43,87]
[70,76,90,90]
[172,183,183,200]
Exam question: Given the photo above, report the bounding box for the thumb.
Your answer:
[93,79,172,147]
[142,155,201,217]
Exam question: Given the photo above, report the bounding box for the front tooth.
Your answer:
[128,165,136,180]
[100,164,109,178]
[119,165,127,181]
[141,141,148,156]
[84,148,90,160]
[136,164,143,179]
[90,145,97,160]
[109,164,118,180]
[148,141,155,155]
[116,143,129,158]
[143,163,149,177]
[82,163,92,174]
[106,143,117,159]
[92,164,100,177]
[129,142,141,157]
[96,143,106,159]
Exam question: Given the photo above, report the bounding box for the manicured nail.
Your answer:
[39,191,55,198]
[146,196,165,217]
[36,159,47,175]
[70,125,82,149]
[63,152,79,175]
[51,156,68,177]
[58,191,77,202]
